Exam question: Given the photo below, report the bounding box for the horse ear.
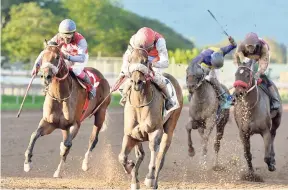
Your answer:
[43,39,48,48]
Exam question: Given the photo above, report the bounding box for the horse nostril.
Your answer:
[40,75,44,78]
[46,75,52,80]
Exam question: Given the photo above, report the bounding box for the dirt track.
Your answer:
[1,106,288,189]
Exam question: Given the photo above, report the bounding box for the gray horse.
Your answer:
[186,62,230,169]
[233,58,282,181]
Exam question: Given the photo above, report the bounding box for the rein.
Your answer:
[128,84,155,108]
[42,45,72,101]
[234,65,259,109]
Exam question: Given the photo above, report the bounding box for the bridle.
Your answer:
[41,45,73,101]
[127,47,155,108]
[233,65,259,109]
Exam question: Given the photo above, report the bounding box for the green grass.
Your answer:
[1,94,124,111]
[1,93,287,111]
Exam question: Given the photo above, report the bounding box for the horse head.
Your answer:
[40,41,66,85]
[186,62,204,93]
[128,48,151,92]
[233,57,257,98]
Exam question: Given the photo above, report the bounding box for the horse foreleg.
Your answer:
[270,116,281,167]
[24,119,55,172]
[82,108,106,171]
[131,143,145,190]
[239,131,253,172]
[145,129,163,188]
[186,117,195,157]
[53,123,80,178]
[199,117,215,168]
[262,129,275,171]
[213,123,225,168]
[153,122,175,189]
[118,135,137,175]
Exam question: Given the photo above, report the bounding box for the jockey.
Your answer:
[117,27,175,110]
[31,19,96,99]
[234,32,280,110]
[189,36,237,109]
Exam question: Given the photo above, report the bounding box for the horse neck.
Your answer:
[239,81,259,108]
[193,82,209,101]
[130,82,153,106]
[49,66,71,99]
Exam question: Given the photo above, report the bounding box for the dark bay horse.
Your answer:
[186,62,230,169]
[118,49,183,189]
[233,58,282,181]
[24,43,111,177]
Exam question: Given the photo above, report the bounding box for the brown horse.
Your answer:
[118,49,183,189]
[23,43,111,177]
[233,58,282,181]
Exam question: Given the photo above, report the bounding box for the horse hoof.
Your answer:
[124,160,135,174]
[188,148,195,157]
[212,165,225,172]
[268,165,276,172]
[24,162,31,172]
[144,177,155,188]
[82,161,88,171]
[131,182,140,190]
[53,170,61,178]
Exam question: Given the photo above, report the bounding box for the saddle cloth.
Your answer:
[162,77,180,124]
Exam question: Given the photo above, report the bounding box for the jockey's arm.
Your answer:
[152,38,169,68]
[258,44,270,75]
[67,39,88,63]
[234,43,246,65]
[220,44,237,56]
[192,54,204,66]
[119,48,132,78]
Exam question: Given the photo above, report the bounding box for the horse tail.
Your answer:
[100,110,110,132]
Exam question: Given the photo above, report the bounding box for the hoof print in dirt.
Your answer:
[240,171,264,182]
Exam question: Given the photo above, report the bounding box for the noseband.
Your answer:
[41,45,69,81]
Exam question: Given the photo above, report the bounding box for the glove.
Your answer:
[31,64,40,76]
[228,36,236,46]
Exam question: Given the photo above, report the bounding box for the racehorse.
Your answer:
[233,58,282,181]
[186,62,230,169]
[24,43,111,177]
[118,48,183,189]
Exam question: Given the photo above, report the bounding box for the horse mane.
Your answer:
[45,45,60,54]
[129,48,149,67]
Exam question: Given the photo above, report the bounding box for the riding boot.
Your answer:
[208,77,232,109]
[160,84,176,110]
[119,81,132,106]
[268,86,280,110]
[81,74,96,100]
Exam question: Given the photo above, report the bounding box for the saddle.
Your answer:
[69,68,100,90]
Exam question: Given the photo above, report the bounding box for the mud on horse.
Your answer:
[186,62,230,170]
[23,43,111,177]
[233,58,282,181]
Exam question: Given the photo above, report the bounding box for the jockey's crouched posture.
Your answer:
[234,32,280,110]
[117,27,175,110]
[31,19,96,99]
[189,36,237,109]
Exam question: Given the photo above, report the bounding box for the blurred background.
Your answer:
[1,0,288,109]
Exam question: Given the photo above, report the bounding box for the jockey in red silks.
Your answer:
[235,32,280,110]
[31,19,96,99]
[117,27,176,110]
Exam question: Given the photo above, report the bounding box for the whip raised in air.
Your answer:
[207,10,229,37]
